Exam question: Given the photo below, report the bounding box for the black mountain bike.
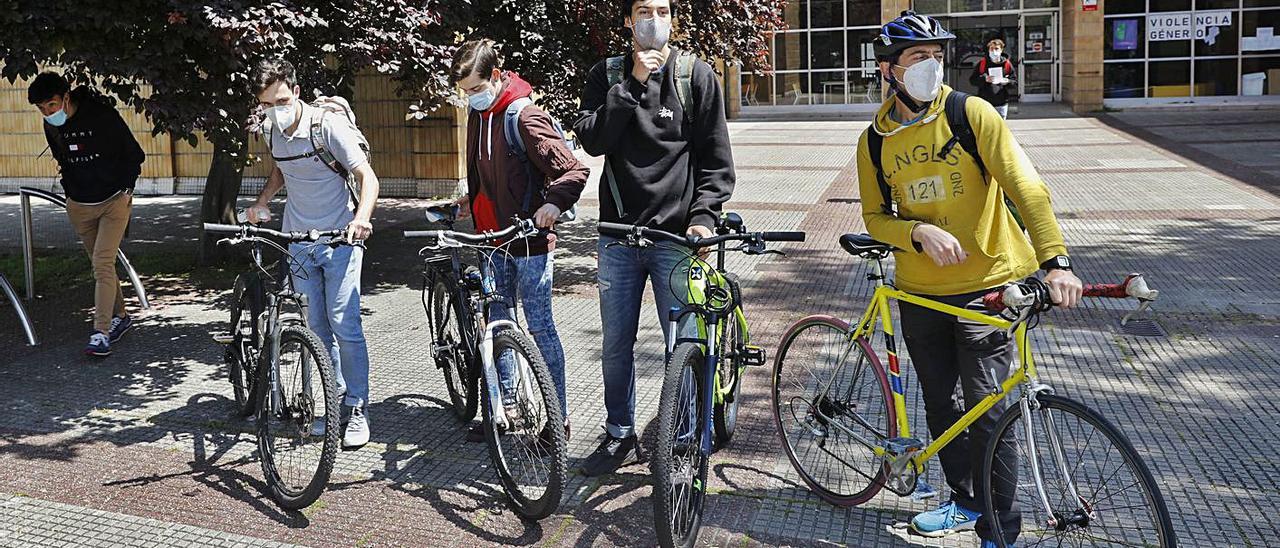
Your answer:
[598,216,805,548]
[207,222,354,510]
[407,211,567,520]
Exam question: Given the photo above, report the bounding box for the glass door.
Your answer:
[1020,12,1058,102]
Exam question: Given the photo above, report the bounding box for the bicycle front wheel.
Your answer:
[984,393,1176,547]
[772,315,895,507]
[652,342,709,548]
[482,329,566,520]
[257,325,340,510]
[428,274,478,422]
[713,309,743,445]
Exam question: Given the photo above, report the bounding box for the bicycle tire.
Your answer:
[983,393,1176,547]
[227,274,263,417]
[652,342,709,548]
[428,273,478,422]
[713,309,743,445]
[772,315,895,507]
[482,328,567,520]
[258,324,340,510]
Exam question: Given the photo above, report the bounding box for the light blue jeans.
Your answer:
[485,251,567,417]
[597,236,694,439]
[290,243,371,409]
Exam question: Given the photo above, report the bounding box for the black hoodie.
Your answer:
[574,49,735,233]
[42,86,145,203]
[969,54,1016,108]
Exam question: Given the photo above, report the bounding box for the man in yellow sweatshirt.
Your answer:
[858,12,1083,547]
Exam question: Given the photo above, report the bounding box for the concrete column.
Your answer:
[1062,0,1105,112]
[725,63,742,119]
[882,0,910,24]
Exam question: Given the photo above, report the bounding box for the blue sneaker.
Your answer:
[910,500,981,537]
[981,541,1015,548]
[84,332,111,357]
[108,315,133,344]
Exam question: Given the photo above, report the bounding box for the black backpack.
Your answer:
[867,90,1025,229]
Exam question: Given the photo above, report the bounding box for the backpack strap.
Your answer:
[978,57,988,76]
[939,91,986,177]
[674,51,695,123]
[606,56,625,87]
[502,97,541,213]
[867,130,895,217]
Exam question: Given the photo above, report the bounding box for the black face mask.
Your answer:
[886,70,926,114]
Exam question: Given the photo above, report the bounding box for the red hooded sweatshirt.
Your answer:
[466,72,588,255]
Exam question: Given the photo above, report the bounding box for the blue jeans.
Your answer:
[597,236,693,438]
[485,251,567,417]
[291,243,371,409]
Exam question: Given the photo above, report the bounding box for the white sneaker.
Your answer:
[343,407,369,449]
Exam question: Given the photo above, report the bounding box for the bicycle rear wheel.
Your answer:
[983,393,1176,547]
[772,315,895,506]
[258,325,340,510]
[227,275,263,417]
[427,274,478,422]
[652,342,709,548]
[482,329,566,520]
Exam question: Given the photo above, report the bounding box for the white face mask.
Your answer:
[268,102,298,134]
[989,49,1002,62]
[633,15,672,51]
[897,58,944,104]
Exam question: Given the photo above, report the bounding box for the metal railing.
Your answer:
[0,272,37,346]
[12,187,152,345]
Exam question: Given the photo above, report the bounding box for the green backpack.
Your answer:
[601,50,697,218]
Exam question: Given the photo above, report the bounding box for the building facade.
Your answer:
[738,0,1280,115]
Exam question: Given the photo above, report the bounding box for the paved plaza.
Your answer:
[1,106,1279,547]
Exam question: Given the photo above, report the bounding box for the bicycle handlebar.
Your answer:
[598,222,806,249]
[983,273,1159,313]
[203,223,355,245]
[404,218,538,245]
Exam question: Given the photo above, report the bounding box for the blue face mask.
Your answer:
[44,107,68,127]
[469,78,500,112]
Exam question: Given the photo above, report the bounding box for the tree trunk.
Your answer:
[198,143,247,265]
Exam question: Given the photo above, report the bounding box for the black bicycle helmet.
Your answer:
[874,11,955,61]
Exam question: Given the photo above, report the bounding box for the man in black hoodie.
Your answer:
[574,0,735,476]
[969,37,1016,118]
[28,72,145,357]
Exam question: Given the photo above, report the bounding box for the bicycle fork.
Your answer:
[1019,388,1091,530]
[667,310,718,458]
[480,313,521,431]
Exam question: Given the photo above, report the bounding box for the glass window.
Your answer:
[812,70,848,104]
[914,0,949,15]
[775,73,811,105]
[849,28,881,71]
[811,0,844,29]
[1241,56,1280,95]
[783,0,809,30]
[991,0,1020,10]
[1023,0,1061,8]
[1196,11,1238,57]
[954,0,984,13]
[1105,62,1146,98]
[1148,60,1191,97]
[1244,0,1274,7]
[848,69,883,103]
[847,0,880,26]
[1196,0,1239,8]
[1195,59,1239,95]
[1105,0,1146,14]
[1243,10,1280,55]
[1149,0,1192,12]
[811,30,845,69]
[1025,63,1053,95]
[1106,17,1147,60]
[741,73,773,106]
[1149,38,1191,58]
[774,32,809,71]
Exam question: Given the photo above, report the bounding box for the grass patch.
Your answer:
[0,248,232,296]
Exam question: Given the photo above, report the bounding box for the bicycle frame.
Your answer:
[839,258,1035,475]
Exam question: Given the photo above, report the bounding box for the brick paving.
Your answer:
[1,106,1278,546]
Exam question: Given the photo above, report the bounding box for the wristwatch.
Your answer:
[1040,255,1072,272]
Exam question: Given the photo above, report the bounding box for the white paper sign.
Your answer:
[1244,27,1280,52]
[1147,10,1232,43]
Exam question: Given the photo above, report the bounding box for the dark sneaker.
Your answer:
[84,332,111,357]
[579,431,644,477]
[108,315,133,344]
[537,419,571,448]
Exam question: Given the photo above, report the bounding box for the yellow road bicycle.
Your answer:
[772,234,1175,547]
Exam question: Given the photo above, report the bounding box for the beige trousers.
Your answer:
[65,192,132,333]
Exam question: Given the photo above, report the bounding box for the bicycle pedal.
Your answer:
[911,480,939,501]
[741,345,767,367]
[212,334,235,345]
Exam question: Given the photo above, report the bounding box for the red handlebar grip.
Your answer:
[1083,283,1128,298]
[982,290,1006,312]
